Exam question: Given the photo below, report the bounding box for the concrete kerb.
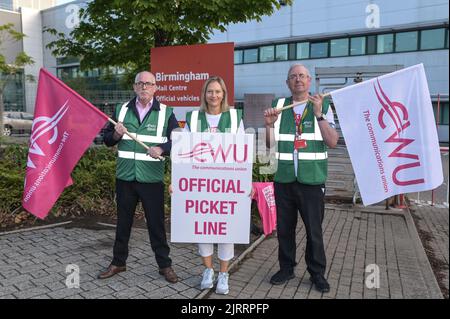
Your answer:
[326,203,405,216]
[0,221,73,236]
[195,234,267,299]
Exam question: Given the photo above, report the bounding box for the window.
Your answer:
[351,37,366,55]
[367,35,377,54]
[234,101,244,109]
[58,68,71,80]
[296,42,310,59]
[259,46,274,62]
[447,29,449,48]
[433,101,449,125]
[288,43,296,60]
[420,28,445,50]
[442,102,449,125]
[275,44,288,61]
[243,48,258,63]
[56,56,80,66]
[234,50,243,64]
[377,34,394,53]
[233,26,447,65]
[310,42,328,58]
[330,38,348,57]
[395,31,418,52]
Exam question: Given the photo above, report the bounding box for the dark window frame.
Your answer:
[275,43,289,61]
[376,32,395,54]
[296,42,310,60]
[350,36,367,56]
[310,41,329,59]
[419,28,446,51]
[259,45,275,63]
[234,50,243,64]
[330,37,350,57]
[394,30,419,53]
[233,26,449,64]
[243,48,259,64]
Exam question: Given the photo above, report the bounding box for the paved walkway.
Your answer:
[206,205,443,299]
[0,204,445,299]
[0,224,205,299]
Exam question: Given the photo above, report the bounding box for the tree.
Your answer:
[0,23,34,137]
[46,0,292,82]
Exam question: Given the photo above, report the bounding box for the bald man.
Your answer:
[264,64,338,293]
[99,71,179,283]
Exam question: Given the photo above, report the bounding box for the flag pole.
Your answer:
[107,118,164,160]
[276,92,332,112]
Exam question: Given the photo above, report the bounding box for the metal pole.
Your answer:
[431,94,441,207]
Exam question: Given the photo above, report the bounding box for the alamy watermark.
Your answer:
[365,264,380,289]
[365,4,380,29]
[65,264,80,289]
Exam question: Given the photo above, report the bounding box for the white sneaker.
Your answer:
[215,272,229,295]
[200,268,215,289]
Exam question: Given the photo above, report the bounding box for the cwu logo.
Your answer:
[27,101,69,169]
[374,80,424,186]
[178,142,248,163]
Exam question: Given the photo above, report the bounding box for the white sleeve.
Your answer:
[325,107,335,126]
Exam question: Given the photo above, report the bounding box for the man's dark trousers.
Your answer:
[274,181,326,276]
[112,179,171,268]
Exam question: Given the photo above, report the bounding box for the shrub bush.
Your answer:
[0,144,274,231]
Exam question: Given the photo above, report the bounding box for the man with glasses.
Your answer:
[99,71,180,283]
[264,64,338,293]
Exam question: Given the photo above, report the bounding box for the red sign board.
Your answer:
[151,42,234,107]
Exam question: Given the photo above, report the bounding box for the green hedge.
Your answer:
[0,144,273,222]
[0,145,117,217]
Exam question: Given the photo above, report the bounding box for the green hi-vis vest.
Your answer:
[185,109,243,133]
[273,97,330,185]
[116,100,173,183]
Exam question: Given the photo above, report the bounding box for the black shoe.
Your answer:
[310,274,330,293]
[270,269,295,285]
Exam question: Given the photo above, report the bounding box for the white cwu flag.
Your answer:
[331,64,443,206]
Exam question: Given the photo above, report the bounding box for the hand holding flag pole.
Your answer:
[23,68,166,219]
[106,118,164,161]
[275,93,331,112]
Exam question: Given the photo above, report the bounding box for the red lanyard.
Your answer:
[293,106,308,136]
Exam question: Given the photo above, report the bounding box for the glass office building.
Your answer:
[1,0,448,140]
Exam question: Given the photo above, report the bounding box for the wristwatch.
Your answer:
[316,113,325,121]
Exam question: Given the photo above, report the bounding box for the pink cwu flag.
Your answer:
[22,68,109,219]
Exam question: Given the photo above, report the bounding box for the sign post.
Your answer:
[151,42,234,122]
[171,132,253,244]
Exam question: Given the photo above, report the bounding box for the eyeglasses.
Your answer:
[134,81,156,88]
[288,73,310,81]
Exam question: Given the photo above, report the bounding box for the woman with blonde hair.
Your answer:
[183,76,244,294]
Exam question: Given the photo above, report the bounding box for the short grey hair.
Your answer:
[134,71,155,83]
[287,64,311,80]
